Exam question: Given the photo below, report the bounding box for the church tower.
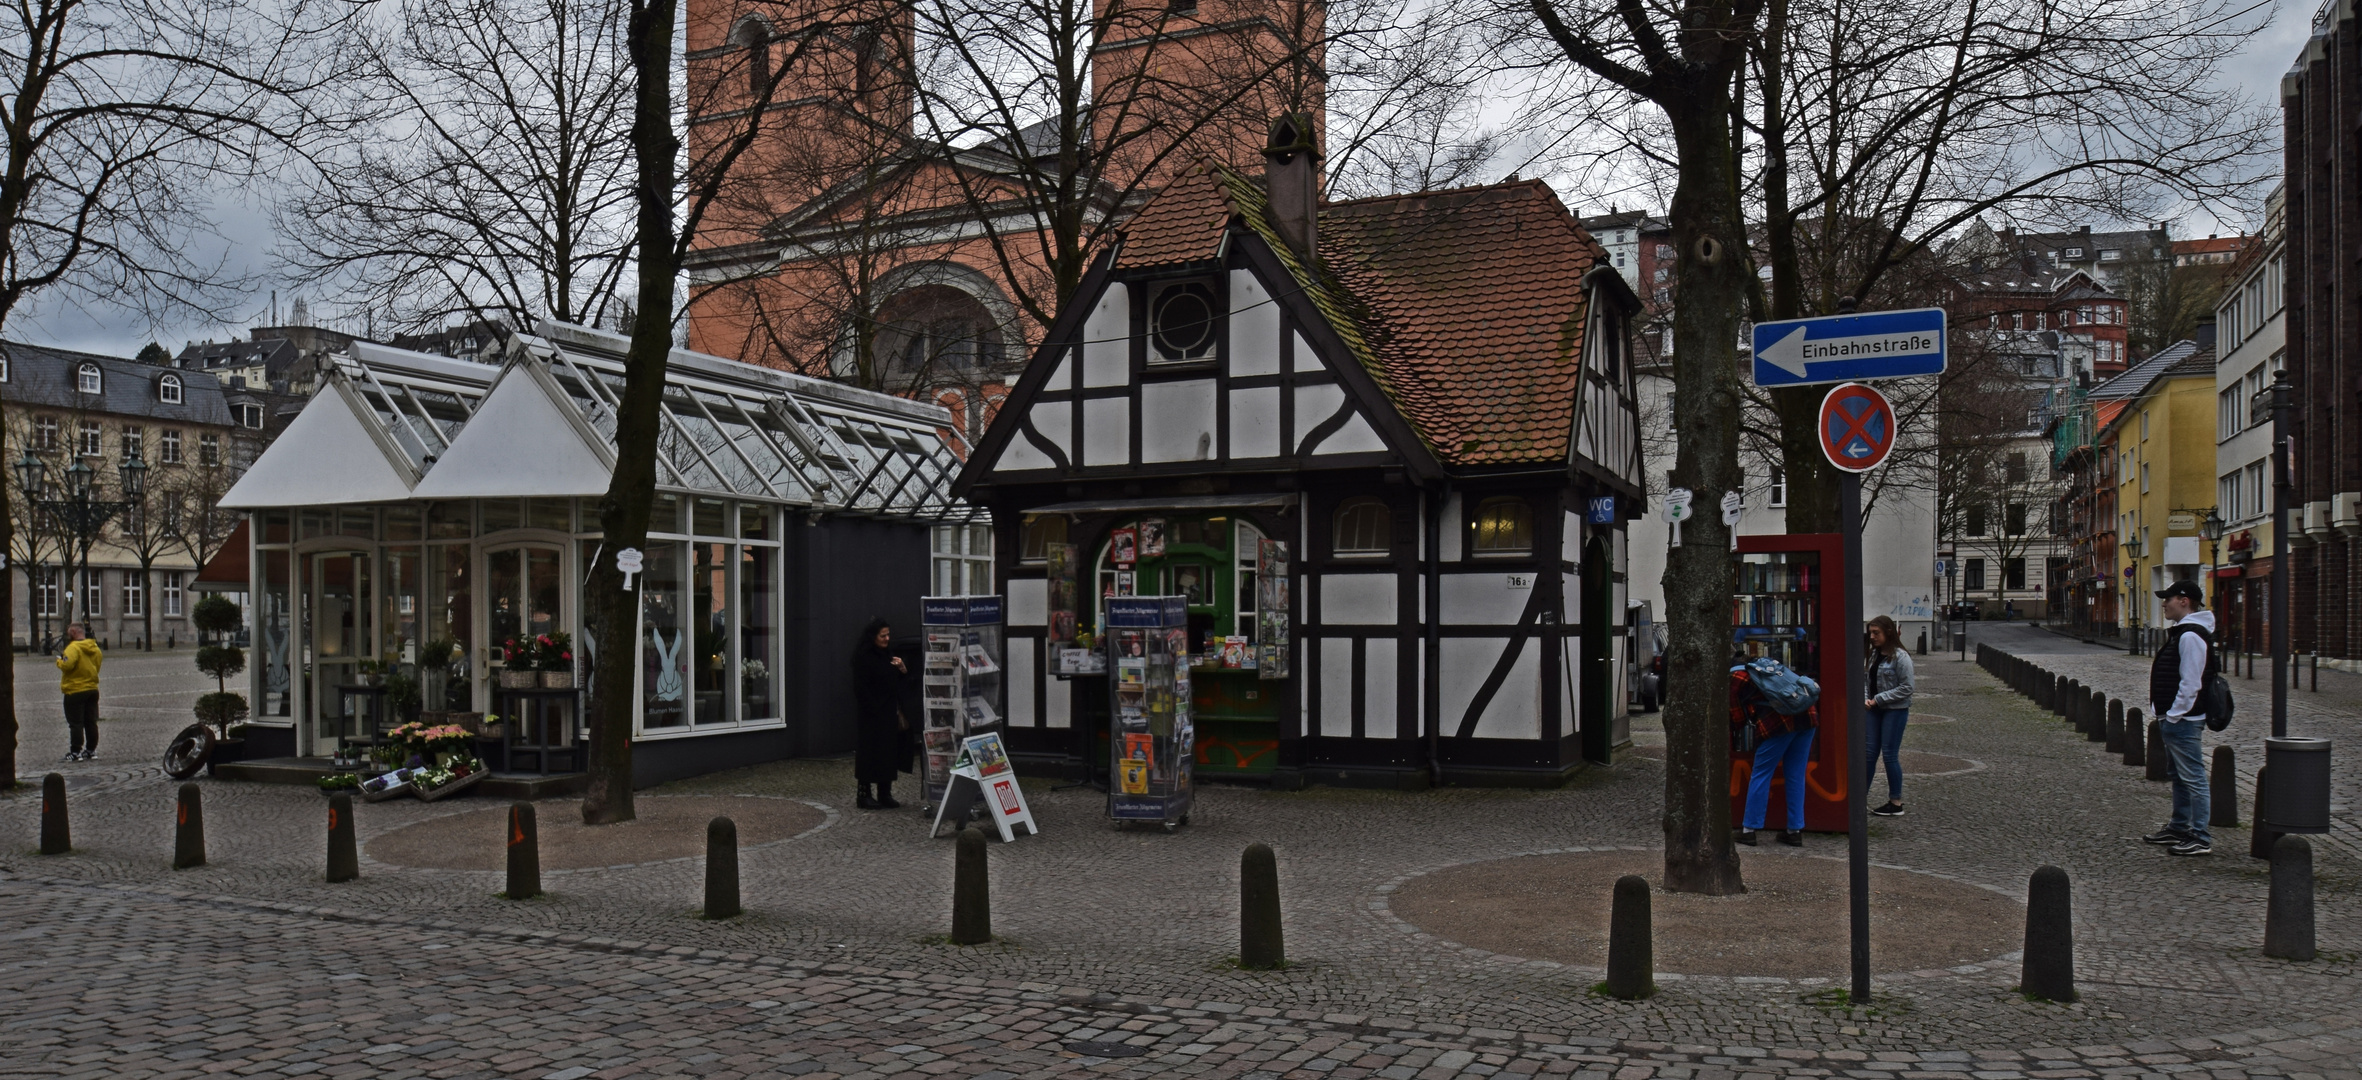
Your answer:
[1089,0,1326,191]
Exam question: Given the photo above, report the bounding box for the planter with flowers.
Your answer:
[360,766,422,802]
[383,720,488,799]
[537,632,575,688]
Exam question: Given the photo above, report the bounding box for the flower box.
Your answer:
[412,766,487,802]
[360,767,421,802]
[497,669,540,689]
[540,671,574,689]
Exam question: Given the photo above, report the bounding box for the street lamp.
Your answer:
[2121,532,2145,654]
[2200,508,2226,617]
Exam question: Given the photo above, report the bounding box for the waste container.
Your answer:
[2260,736,2332,834]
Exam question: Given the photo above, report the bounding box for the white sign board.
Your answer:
[929,732,1039,842]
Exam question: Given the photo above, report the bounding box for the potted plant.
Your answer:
[318,773,360,795]
[497,637,539,688]
[538,631,575,688]
[190,594,249,765]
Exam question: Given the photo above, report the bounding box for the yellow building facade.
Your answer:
[2105,347,2220,633]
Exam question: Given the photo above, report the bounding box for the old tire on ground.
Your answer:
[163,724,216,780]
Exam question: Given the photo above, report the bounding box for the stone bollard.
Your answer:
[951,826,991,945]
[2145,719,2172,782]
[2106,699,2126,753]
[2250,766,2280,860]
[2264,835,2315,961]
[2084,691,2108,742]
[2211,747,2240,829]
[1239,842,1285,970]
[2072,687,2092,735]
[39,773,69,855]
[2019,865,2076,1002]
[1605,874,1655,999]
[704,817,741,919]
[326,793,358,883]
[2121,709,2145,767]
[173,783,206,869]
[504,802,540,900]
[2058,677,2075,719]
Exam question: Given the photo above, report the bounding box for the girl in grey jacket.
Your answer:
[1863,615,1915,816]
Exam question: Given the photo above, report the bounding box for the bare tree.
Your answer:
[161,470,240,598]
[281,0,639,333]
[0,0,349,785]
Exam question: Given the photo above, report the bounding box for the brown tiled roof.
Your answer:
[1114,163,1610,467]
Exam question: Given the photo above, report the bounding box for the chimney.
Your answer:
[1262,112,1320,265]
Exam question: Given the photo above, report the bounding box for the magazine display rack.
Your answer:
[920,595,1005,805]
[1730,534,1851,832]
[1104,595,1194,829]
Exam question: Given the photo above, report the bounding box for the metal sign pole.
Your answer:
[1841,469,1870,1004]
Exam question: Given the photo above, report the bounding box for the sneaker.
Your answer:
[2141,828,2192,845]
[79,751,94,762]
[1871,802,1906,817]
[1735,830,1759,846]
[2168,838,2213,857]
[855,792,880,810]
[1778,831,1805,847]
[60,752,79,763]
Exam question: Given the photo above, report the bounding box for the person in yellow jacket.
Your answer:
[56,623,102,762]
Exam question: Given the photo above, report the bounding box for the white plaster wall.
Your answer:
[1231,387,1281,458]
[1082,397,1128,466]
[1231,270,1282,376]
[1365,638,1399,738]
[1007,578,1046,625]
[1320,573,1396,624]
[1320,640,1355,736]
[1293,382,1345,448]
[1315,411,1388,455]
[1141,379,1216,462]
[1083,289,1129,387]
[1440,639,1540,739]
[1440,571,1529,625]
[1008,638,1037,726]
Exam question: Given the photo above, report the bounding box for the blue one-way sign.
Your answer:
[1750,307,1947,388]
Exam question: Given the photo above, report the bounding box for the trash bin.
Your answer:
[2261,737,2332,834]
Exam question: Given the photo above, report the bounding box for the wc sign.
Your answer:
[1585,495,1618,524]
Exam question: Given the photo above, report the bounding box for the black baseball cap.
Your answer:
[2155,580,2205,604]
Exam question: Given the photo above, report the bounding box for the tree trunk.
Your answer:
[0,427,16,790]
[1776,386,1840,533]
[1659,96,1750,897]
[580,0,683,825]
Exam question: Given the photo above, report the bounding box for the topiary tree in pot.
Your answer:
[191,594,248,740]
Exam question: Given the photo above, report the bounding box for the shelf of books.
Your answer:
[920,596,1005,805]
[1105,595,1194,828]
[1730,535,1851,832]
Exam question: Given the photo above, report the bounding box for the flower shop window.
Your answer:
[1469,497,1533,556]
[1332,497,1391,557]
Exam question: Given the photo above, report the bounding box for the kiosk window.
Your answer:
[1020,515,1067,562]
[1332,497,1391,556]
[1469,497,1532,556]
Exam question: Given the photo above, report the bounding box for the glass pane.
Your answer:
[481,499,522,533]
[428,502,471,538]
[740,543,776,719]
[528,498,571,533]
[527,548,562,651]
[435,545,473,709]
[261,510,291,544]
[695,498,727,538]
[384,548,422,661]
[967,524,992,555]
[339,509,375,538]
[693,541,728,723]
[260,548,292,717]
[384,506,423,541]
[487,548,522,662]
[641,543,687,729]
[740,505,771,540]
[299,509,331,540]
[653,493,683,535]
[315,553,363,660]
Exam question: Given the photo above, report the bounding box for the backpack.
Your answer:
[2172,623,2236,732]
[1741,657,1821,716]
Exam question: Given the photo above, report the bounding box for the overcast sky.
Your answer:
[8,1,2325,362]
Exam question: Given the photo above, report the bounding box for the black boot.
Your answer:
[875,782,901,809]
[856,783,880,810]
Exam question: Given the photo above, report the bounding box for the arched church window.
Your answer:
[730,16,772,97]
[872,283,1004,393]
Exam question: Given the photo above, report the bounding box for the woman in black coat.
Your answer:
[851,618,912,808]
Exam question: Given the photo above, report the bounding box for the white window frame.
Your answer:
[163,571,184,617]
[76,363,101,395]
[159,374,183,404]
[159,429,182,464]
[123,573,144,617]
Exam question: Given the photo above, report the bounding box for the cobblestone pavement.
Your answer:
[10,648,208,785]
[1965,622,2362,865]
[2,652,2358,1078]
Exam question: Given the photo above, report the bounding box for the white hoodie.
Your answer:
[2165,608,2217,720]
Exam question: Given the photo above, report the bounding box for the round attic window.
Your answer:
[1150,282,1217,361]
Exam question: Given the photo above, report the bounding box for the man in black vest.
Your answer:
[2141,579,2217,856]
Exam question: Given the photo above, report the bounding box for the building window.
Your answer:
[932,524,993,595]
[1469,497,1533,556]
[2004,557,2027,591]
[159,429,183,464]
[121,426,143,461]
[1966,504,1987,537]
[239,403,264,429]
[34,568,57,617]
[82,568,101,616]
[1766,468,1786,508]
[1965,558,1987,591]
[33,415,57,452]
[78,420,101,457]
[2246,461,2267,519]
[0,354,8,381]
[1332,497,1392,556]
[163,571,184,617]
[123,574,144,617]
[2219,387,2242,441]
[2220,472,2242,526]
[2141,410,2150,440]
[1019,514,1067,563]
[1148,280,1219,363]
[76,363,101,395]
[158,374,182,404]
[2006,451,2029,484]
[198,433,220,466]
[2005,503,2027,536]
[2141,462,2150,493]
[2064,247,2084,260]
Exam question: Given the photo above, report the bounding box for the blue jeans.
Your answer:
[2160,718,2211,843]
[1864,707,1908,803]
[1745,727,1816,831]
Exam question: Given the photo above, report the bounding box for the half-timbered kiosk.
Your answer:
[221,320,974,785]
[955,126,1647,789]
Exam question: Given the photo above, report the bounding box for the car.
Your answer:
[1946,602,1982,621]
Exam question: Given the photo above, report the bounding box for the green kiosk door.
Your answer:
[1099,515,1280,776]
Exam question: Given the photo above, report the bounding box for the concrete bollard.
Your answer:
[2211,747,2239,829]
[2019,865,2076,1002]
[173,783,205,869]
[1239,842,1285,970]
[2106,699,2126,753]
[504,802,540,900]
[2250,766,2280,860]
[2121,708,2145,767]
[1605,874,1655,999]
[951,826,991,945]
[326,793,358,883]
[2264,835,2315,961]
[2084,691,2108,742]
[2145,719,2172,781]
[704,817,741,919]
[39,773,69,855]
[2060,677,2077,719]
